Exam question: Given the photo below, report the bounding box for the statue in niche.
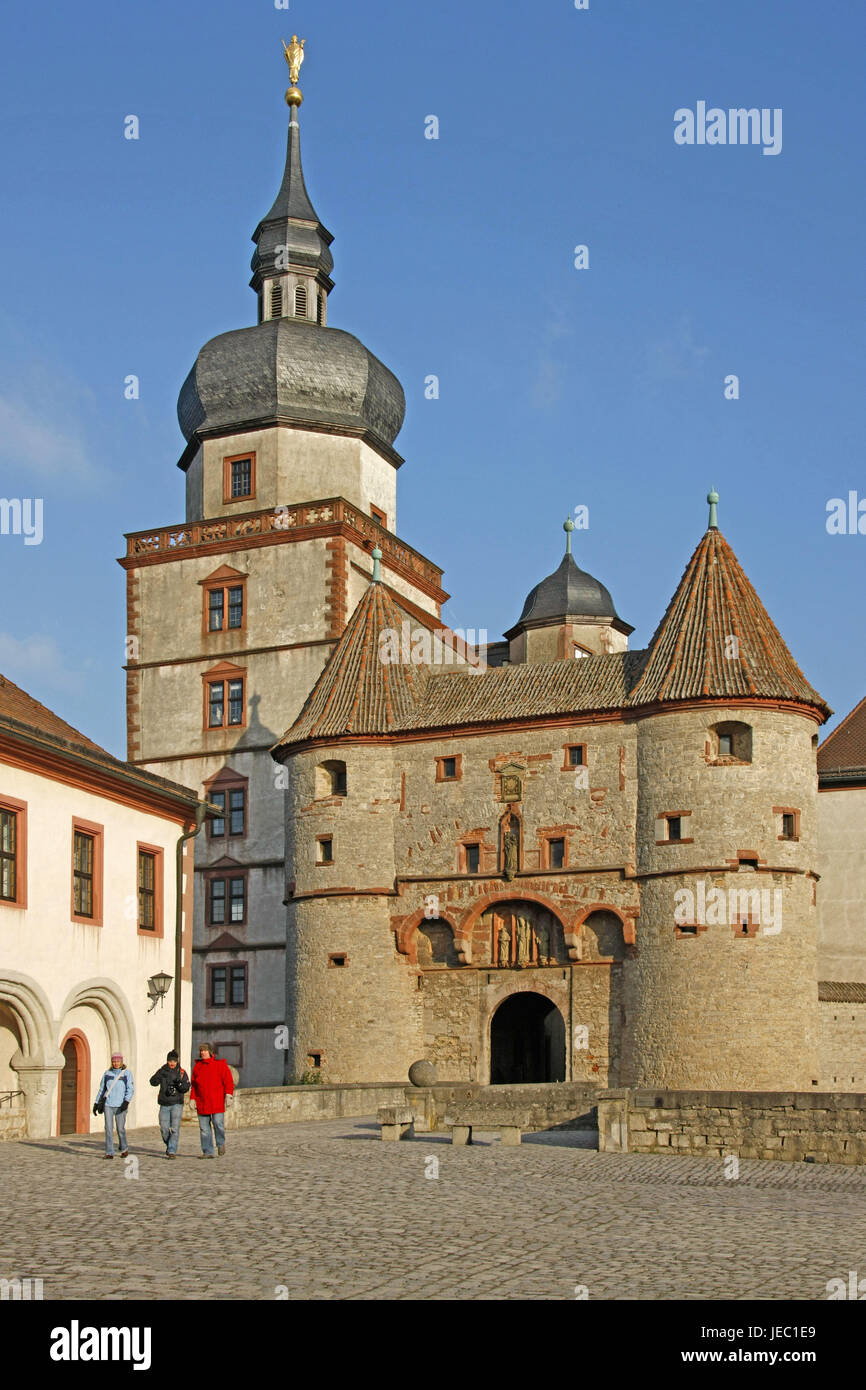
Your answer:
[502,812,519,880]
[536,917,550,966]
[497,923,511,968]
[516,915,531,967]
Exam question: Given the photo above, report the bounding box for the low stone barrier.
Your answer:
[180,1080,600,1134]
[181,1082,410,1131]
[597,1089,866,1164]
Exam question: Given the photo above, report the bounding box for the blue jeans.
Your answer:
[159,1103,183,1154]
[198,1112,225,1155]
[104,1105,128,1155]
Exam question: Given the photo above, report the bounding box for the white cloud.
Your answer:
[0,632,85,694]
[644,314,710,382]
[0,395,97,484]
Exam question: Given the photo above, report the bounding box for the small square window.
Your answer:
[371,505,387,528]
[781,813,796,840]
[667,816,682,842]
[441,757,457,780]
[317,838,333,865]
[568,746,584,767]
[307,1052,322,1069]
[548,838,565,869]
[718,733,733,756]
[329,953,347,968]
[464,843,480,874]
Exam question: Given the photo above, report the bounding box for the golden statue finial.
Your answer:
[283,35,305,106]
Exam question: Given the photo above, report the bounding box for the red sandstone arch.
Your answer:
[455,888,568,942]
[392,907,461,965]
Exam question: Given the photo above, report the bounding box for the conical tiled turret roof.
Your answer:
[275,580,427,746]
[627,527,829,714]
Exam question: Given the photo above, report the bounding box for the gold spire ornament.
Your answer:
[283,35,305,106]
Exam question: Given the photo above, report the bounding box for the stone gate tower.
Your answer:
[119,44,445,1083]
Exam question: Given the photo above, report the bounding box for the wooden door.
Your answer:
[59,1039,78,1134]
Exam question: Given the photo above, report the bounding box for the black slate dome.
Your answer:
[516,552,621,625]
[177,318,406,457]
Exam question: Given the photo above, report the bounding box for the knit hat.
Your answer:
[111,1053,124,1066]
[167,1050,178,1061]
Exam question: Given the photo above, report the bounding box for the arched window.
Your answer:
[294,284,308,317]
[315,760,347,798]
[270,284,283,319]
[709,721,752,764]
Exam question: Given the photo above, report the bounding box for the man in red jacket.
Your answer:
[190,1043,235,1158]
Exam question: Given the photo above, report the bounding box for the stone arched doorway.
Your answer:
[58,1031,90,1135]
[490,993,566,1084]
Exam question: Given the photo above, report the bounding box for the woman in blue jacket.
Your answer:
[93,1052,135,1158]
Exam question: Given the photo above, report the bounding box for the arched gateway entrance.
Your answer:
[490,993,566,1084]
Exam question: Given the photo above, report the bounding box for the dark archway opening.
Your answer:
[490,993,566,1084]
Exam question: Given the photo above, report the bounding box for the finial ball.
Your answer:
[563,517,575,533]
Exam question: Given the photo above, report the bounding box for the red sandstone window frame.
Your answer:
[201,574,247,636]
[222,452,257,505]
[656,811,693,846]
[213,1040,244,1069]
[71,817,104,926]
[370,505,387,528]
[136,842,164,937]
[204,768,249,841]
[561,744,586,771]
[774,806,801,842]
[204,867,248,927]
[0,794,27,909]
[459,839,482,874]
[208,961,248,1007]
[316,835,334,866]
[202,664,247,731]
[306,1050,323,1070]
[542,835,568,870]
[435,754,463,783]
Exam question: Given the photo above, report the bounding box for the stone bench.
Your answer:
[444,1114,523,1146]
[377,1106,415,1141]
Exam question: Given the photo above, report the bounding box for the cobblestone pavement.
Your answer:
[3,1117,866,1300]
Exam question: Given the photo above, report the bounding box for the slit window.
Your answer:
[0,810,17,902]
[548,837,566,869]
[73,831,94,917]
[667,816,682,842]
[138,850,156,931]
[317,837,333,865]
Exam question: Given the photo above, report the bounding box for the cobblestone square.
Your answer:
[2,1117,866,1301]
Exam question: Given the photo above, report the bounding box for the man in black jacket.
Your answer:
[149,1051,191,1159]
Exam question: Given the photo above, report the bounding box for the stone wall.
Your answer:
[818,998,866,1090]
[598,1088,866,1164]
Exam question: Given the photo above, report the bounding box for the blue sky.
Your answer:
[0,0,863,756]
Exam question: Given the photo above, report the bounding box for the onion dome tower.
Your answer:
[505,519,633,663]
[175,37,407,518]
